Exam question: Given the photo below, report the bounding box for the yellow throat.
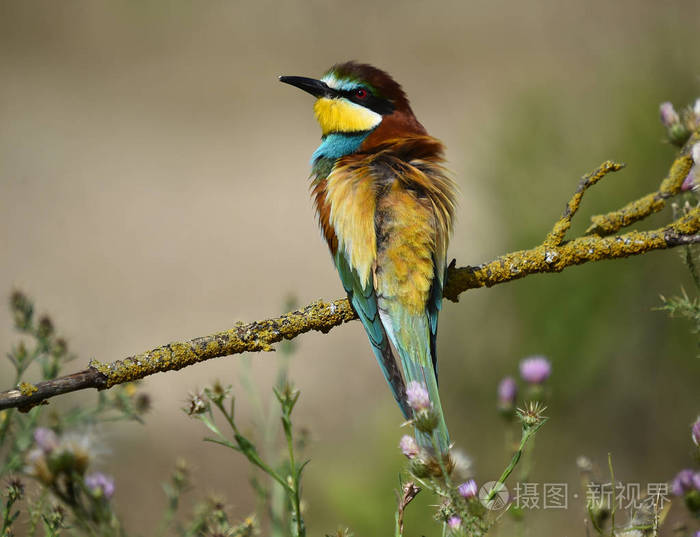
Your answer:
[313,97,382,136]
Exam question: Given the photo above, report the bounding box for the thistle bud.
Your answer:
[37,315,54,338]
[186,390,209,415]
[409,454,432,478]
[413,408,440,434]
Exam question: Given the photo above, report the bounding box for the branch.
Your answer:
[1,133,698,411]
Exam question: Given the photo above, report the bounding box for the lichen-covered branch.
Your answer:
[586,132,699,236]
[1,125,698,412]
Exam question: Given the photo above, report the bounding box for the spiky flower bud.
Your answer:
[409,454,432,478]
[406,381,432,412]
[458,479,478,499]
[7,478,24,502]
[186,390,209,415]
[413,408,440,434]
[516,401,548,428]
[206,380,233,406]
[10,290,33,330]
[46,505,66,531]
[37,315,54,338]
[519,356,551,384]
[399,435,419,459]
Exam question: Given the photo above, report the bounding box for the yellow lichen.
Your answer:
[18,382,38,396]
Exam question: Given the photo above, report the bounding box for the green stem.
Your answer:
[608,453,616,537]
[431,430,453,488]
[282,408,304,537]
[487,420,547,502]
[684,244,700,291]
[212,400,292,494]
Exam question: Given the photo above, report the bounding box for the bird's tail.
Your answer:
[403,353,450,454]
[385,311,450,455]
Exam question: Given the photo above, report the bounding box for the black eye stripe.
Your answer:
[338,88,395,115]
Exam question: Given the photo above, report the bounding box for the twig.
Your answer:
[0,134,698,411]
[395,481,420,537]
[586,132,698,236]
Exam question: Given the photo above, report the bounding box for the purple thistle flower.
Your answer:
[399,435,419,459]
[659,102,679,127]
[85,473,115,500]
[671,468,695,496]
[458,479,478,499]
[498,377,517,406]
[692,416,700,447]
[447,516,461,530]
[33,428,59,454]
[691,471,700,492]
[406,381,432,412]
[519,356,552,384]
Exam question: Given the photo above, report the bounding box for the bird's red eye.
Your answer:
[355,88,368,99]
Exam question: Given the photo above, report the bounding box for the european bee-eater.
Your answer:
[281,62,457,454]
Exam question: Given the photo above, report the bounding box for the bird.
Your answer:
[280,62,457,454]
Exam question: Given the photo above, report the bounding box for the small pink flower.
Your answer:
[691,416,700,447]
[33,428,59,453]
[660,102,679,127]
[447,516,461,530]
[498,377,517,406]
[399,435,419,459]
[682,144,700,191]
[671,468,695,496]
[519,356,552,384]
[406,381,431,412]
[458,479,478,499]
[692,472,700,491]
[85,472,115,499]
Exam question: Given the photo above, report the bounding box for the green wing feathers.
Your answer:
[334,251,411,419]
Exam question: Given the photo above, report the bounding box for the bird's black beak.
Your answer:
[279,76,333,98]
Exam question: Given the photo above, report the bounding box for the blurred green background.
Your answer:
[1,1,699,535]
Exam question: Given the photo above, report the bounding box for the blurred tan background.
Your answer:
[1,1,700,535]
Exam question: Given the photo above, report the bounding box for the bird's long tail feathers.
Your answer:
[364,324,411,420]
[384,311,450,454]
